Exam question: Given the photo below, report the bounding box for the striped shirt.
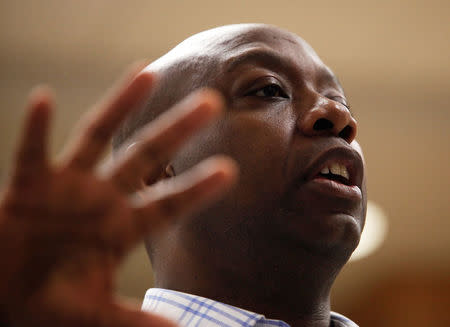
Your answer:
[142,288,358,327]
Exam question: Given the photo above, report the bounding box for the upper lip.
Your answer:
[297,146,364,189]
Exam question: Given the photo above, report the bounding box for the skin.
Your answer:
[127,24,368,327]
[0,65,237,326]
[0,24,367,327]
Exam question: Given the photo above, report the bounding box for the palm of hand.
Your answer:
[1,170,132,326]
[0,66,236,327]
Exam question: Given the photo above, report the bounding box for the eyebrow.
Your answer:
[224,48,295,74]
[224,48,345,92]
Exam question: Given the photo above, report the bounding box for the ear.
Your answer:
[142,163,176,188]
[165,164,176,178]
[122,142,176,191]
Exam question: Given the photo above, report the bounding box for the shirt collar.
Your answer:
[142,288,358,327]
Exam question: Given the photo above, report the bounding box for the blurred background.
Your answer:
[1,1,449,326]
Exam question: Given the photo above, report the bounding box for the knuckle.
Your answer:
[11,172,34,189]
[141,143,166,167]
[86,122,111,144]
[18,144,41,163]
[173,116,195,137]
[113,172,135,193]
[155,196,180,218]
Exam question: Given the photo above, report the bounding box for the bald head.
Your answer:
[147,24,320,69]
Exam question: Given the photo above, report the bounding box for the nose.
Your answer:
[298,97,357,144]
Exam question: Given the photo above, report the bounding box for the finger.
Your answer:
[123,155,238,247]
[60,63,156,170]
[105,89,224,193]
[11,86,52,186]
[102,301,178,327]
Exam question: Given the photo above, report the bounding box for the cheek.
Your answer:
[225,114,288,195]
[174,110,293,212]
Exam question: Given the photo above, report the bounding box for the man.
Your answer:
[0,24,366,327]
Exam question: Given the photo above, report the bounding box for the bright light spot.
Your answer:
[349,200,388,261]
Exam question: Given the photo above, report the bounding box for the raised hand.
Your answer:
[0,65,237,327]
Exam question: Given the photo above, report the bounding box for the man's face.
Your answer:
[155,25,367,264]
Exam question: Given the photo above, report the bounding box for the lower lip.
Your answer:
[306,177,362,200]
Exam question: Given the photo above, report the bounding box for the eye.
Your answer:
[247,83,289,98]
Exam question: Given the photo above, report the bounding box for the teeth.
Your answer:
[330,163,341,175]
[340,166,349,180]
[321,162,349,181]
[321,167,330,174]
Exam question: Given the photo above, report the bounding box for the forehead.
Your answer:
[202,25,342,91]
[147,24,343,92]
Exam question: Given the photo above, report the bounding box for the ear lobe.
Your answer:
[143,163,175,187]
[165,164,176,178]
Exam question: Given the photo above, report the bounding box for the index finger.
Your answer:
[11,87,52,187]
[60,64,156,170]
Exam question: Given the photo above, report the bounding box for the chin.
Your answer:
[278,208,363,258]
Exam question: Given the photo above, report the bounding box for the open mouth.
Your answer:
[290,146,364,202]
[316,163,351,186]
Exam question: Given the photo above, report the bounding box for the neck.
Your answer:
[152,232,344,327]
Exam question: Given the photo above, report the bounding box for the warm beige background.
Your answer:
[1,0,449,323]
